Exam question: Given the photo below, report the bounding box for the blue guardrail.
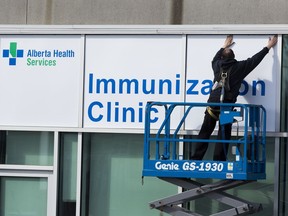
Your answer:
[142,102,266,180]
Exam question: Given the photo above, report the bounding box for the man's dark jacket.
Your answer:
[208,47,270,103]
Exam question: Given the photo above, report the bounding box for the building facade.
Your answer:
[0,25,287,216]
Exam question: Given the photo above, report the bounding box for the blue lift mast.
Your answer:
[142,102,266,215]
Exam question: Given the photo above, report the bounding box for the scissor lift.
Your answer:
[142,102,266,216]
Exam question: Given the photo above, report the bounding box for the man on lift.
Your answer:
[190,35,278,161]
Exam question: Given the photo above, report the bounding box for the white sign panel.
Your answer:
[84,35,186,129]
[185,35,281,132]
[0,35,83,127]
[0,34,279,131]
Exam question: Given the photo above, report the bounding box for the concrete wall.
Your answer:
[0,0,287,25]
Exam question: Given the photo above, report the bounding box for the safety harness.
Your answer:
[213,66,232,102]
[208,66,234,160]
[207,66,233,120]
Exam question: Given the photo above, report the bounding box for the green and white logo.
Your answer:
[2,41,75,67]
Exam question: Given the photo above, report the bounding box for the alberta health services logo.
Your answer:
[2,42,23,66]
[2,41,75,66]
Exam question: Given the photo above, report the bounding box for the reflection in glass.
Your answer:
[57,133,77,216]
[81,133,176,216]
[0,131,54,166]
[185,137,275,215]
[0,177,47,216]
[279,35,288,216]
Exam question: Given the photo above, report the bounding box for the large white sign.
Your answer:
[84,35,186,129]
[84,35,280,131]
[185,35,281,132]
[0,34,280,131]
[0,35,83,127]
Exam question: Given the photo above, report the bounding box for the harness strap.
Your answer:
[212,66,232,93]
[207,106,220,120]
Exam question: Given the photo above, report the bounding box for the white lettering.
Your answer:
[182,162,196,171]
[155,161,179,171]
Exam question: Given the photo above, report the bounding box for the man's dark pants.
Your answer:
[190,111,232,161]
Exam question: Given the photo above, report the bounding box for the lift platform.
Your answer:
[142,102,266,216]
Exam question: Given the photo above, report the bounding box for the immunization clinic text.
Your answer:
[87,73,266,123]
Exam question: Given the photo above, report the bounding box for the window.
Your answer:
[81,133,177,216]
[279,34,288,216]
[57,133,78,216]
[0,131,54,166]
[185,136,275,215]
[0,177,47,216]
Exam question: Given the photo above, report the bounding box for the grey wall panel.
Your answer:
[0,0,288,25]
[182,0,288,24]
[27,0,53,24]
[0,0,27,24]
[25,0,175,25]
[49,0,173,24]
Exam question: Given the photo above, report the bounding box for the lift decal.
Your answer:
[154,161,228,172]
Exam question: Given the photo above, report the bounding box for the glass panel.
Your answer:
[186,137,275,215]
[57,133,78,216]
[226,137,275,216]
[81,133,177,216]
[0,177,47,216]
[0,131,54,166]
[279,34,288,216]
[279,137,288,216]
[281,35,288,131]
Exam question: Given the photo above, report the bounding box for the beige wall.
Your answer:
[0,0,288,25]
